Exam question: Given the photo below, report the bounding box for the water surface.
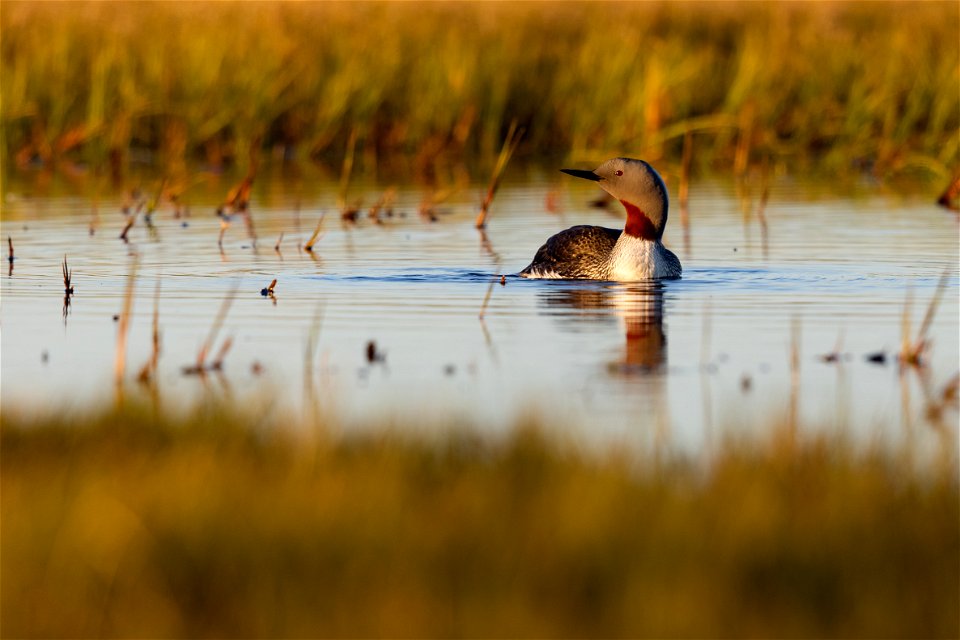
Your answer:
[2,168,957,454]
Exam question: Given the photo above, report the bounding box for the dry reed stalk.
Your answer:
[184,283,239,375]
[89,181,101,235]
[734,103,754,178]
[756,162,770,259]
[700,299,712,369]
[304,214,326,252]
[89,210,100,236]
[914,269,950,346]
[900,268,951,367]
[61,255,74,295]
[121,188,145,217]
[149,279,161,367]
[219,170,256,217]
[274,232,284,253]
[338,128,358,212]
[218,217,230,249]
[936,171,960,211]
[341,206,360,224]
[679,130,692,210]
[7,236,14,268]
[788,315,801,442]
[144,178,167,222]
[475,121,524,229]
[242,211,258,246]
[939,373,959,409]
[61,255,74,325]
[679,130,693,256]
[114,257,139,392]
[302,304,326,428]
[478,271,501,319]
[900,287,914,365]
[819,329,845,363]
[137,279,162,384]
[294,197,302,235]
[419,188,457,223]
[119,216,134,242]
[699,299,714,449]
[735,179,752,226]
[210,336,234,371]
[368,188,396,224]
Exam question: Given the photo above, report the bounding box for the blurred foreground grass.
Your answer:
[2,406,957,637]
[2,1,958,179]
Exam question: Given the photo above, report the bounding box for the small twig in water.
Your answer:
[368,188,396,224]
[62,255,74,295]
[184,282,239,375]
[119,216,134,242]
[819,329,845,363]
[475,121,524,229]
[210,336,234,371]
[900,268,951,368]
[304,214,326,252]
[341,205,360,224]
[218,217,230,249]
[218,172,255,218]
[366,340,386,364]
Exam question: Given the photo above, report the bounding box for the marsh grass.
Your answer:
[2,1,957,180]
[1,404,957,638]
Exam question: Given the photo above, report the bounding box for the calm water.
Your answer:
[2,166,958,454]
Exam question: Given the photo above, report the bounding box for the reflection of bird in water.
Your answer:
[611,284,665,374]
[539,282,667,374]
[521,158,681,281]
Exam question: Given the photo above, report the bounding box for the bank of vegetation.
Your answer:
[2,405,957,637]
[2,1,957,180]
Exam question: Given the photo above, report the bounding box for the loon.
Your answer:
[520,158,681,280]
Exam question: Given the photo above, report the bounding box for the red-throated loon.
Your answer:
[520,158,681,280]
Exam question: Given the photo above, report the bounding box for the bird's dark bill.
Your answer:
[560,168,601,181]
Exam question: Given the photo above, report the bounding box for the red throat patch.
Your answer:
[620,200,659,240]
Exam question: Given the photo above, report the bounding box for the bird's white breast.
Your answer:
[606,236,673,281]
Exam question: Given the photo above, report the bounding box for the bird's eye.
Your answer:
[615,170,623,176]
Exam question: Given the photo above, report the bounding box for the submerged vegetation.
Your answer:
[2,1,958,180]
[2,406,957,637]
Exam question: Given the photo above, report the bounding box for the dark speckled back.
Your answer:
[520,225,621,279]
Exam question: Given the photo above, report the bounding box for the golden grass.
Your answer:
[2,405,957,638]
[1,1,957,179]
